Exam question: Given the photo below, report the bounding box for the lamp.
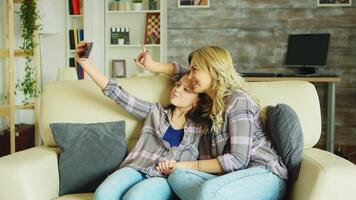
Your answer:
[56,67,78,81]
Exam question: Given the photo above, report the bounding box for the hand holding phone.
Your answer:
[79,42,93,58]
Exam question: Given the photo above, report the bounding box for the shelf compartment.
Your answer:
[0,49,26,58]
[67,15,84,18]
[108,44,160,48]
[0,105,10,117]
[15,103,35,110]
[106,10,160,14]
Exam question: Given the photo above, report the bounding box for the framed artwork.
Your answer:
[112,59,126,78]
[144,13,160,44]
[178,0,209,8]
[317,0,352,6]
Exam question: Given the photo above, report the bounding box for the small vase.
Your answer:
[119,2,126,11]
[110,1,120,10]
[125,1,131,11]
[149,0,157,10]
[149,35,157,44]
[133,3,143,11]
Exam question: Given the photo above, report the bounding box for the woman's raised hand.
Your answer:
[134,45,156,72]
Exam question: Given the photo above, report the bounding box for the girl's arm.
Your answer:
[102,80,157,120]
[75,42,156,120]
[75,42,109,89]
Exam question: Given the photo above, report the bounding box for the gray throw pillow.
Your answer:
[266,104,304,182]
[50,121,127,196]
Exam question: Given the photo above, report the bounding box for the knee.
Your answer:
[122,191,143,200]
[93,186,110,200]
[94,180,121,200]
[167,168,187,184]
[197,180,220,200]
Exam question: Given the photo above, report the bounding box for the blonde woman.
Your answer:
[136,46,288,200]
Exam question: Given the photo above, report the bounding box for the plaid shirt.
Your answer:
[173,63,288,180]
[102,79,207,177]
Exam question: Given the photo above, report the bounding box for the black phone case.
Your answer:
[80,42,93,58]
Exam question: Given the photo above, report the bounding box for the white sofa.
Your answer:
[1,75,356,200]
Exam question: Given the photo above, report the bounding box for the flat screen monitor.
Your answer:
[285,33,330,74]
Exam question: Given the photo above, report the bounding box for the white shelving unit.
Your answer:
[104,0,167,78]
[65,0,84,75]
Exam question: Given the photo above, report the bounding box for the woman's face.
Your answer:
[187,60,212,94]
[170,75,198,108]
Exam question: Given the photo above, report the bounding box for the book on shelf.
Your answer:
[68,0,82,15]
[69,29,84,50]
[69,57,85,80]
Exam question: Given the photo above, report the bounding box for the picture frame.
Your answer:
[178,0,209,8]
[112,59,126,78]
[317,0,352,7]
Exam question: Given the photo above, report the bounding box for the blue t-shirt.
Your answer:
[163,125,184,147]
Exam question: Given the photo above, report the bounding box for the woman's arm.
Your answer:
[177,99,255,174]
[134,45,187,77]
[176,159,223,174]
[156,159,223,175]
[215,97,255,173]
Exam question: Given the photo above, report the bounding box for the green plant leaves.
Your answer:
[16,0,41,104]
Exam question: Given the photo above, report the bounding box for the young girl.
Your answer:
[74,42,210,200]
[136,45,288,200]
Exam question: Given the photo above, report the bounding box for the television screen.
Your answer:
[285,33,330,67]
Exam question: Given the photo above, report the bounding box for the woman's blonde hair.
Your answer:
[188,46,252,133]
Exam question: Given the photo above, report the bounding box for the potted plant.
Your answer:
[133,0,143,11]
[148,0,157,10]
[15,0,41,104]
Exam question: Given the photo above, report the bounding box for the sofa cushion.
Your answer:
[50,121,127,196]
[266,104,304,182]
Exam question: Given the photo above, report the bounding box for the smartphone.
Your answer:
[79,42,93,58]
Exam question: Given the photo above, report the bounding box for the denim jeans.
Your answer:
[167,167,286,200]
[94,167,175,200]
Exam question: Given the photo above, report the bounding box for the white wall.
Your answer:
[40,0,66,87]
[0,0,105,127]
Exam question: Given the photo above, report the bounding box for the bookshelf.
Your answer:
[65,0,85,79]
[0,0,39,154]
[104,0,167,78]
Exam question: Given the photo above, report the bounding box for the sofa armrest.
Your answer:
[290,148,356,200]
[0,146,60,200]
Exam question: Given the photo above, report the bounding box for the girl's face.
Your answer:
[170,75,198,108]
[187,61,212,94]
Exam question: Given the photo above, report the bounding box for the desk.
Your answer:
[245,76,341,153]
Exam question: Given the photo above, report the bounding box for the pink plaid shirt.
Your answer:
[102,79,208,177]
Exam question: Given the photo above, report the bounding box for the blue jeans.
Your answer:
[94,167,175,200]
[167,167,286,200]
